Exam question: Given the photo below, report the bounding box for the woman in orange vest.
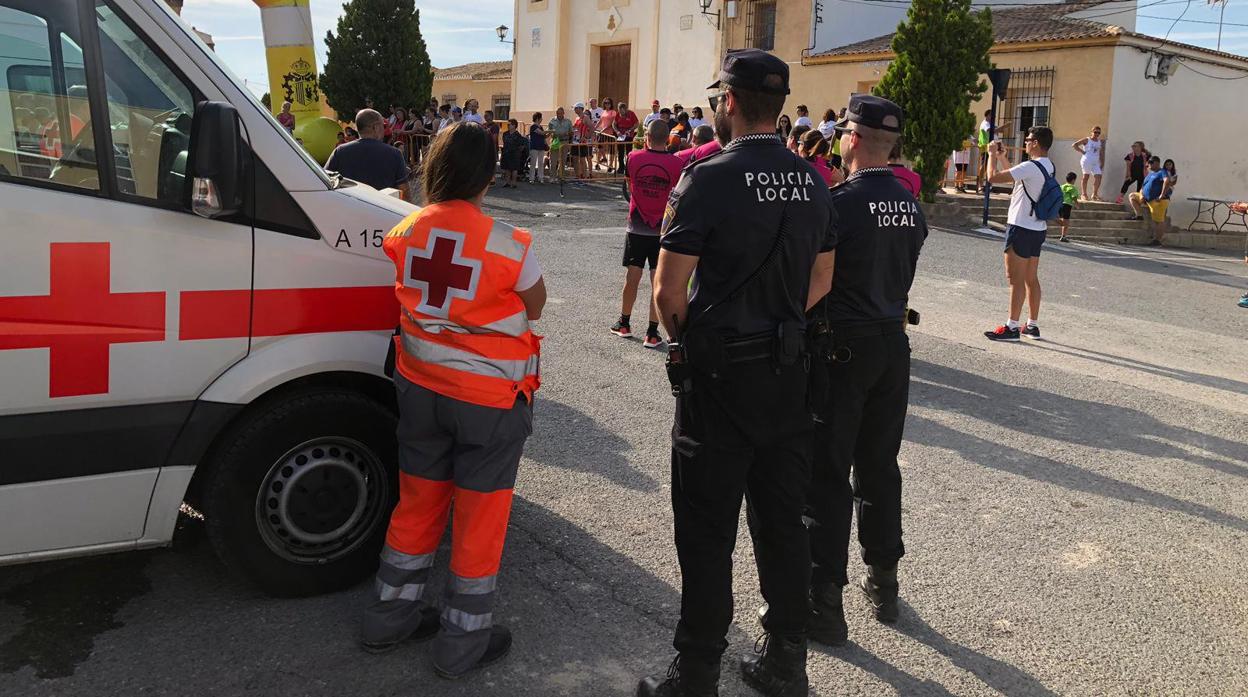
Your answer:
[361,121,546,678]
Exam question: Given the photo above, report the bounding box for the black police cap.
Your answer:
[834,94,903,133]
[707,48,790,96]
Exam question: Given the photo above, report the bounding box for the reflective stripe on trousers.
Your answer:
[361,546,436,645]
[401,330,539,382]
[434,572,499,675]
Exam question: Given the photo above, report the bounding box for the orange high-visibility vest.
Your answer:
[383,200,540,408]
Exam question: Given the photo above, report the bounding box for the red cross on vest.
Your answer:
[0,242,165,398]
[403,229,481,316]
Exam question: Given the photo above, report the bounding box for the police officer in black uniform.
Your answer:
[804,95,927,643]
[636,49,839,697]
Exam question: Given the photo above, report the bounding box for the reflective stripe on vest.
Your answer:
[485,220,526,262]
[401,330,539,382]
[402,307,531,338]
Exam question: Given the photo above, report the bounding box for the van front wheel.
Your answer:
[202,390,397,597]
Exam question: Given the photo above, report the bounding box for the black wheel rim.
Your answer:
[254,437,389,564]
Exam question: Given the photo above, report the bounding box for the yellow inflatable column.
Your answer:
[254,0,339,163]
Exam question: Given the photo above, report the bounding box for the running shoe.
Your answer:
[643,332,664,349]
[610,320,633,338]
[1021,325,1041,340]
[984,325,1020,342]
[1239,295,1248,309]
[1115,194,1124,205]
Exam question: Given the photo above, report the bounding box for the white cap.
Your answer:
[573,102,585,109]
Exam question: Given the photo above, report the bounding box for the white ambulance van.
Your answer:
[0,0,417,596]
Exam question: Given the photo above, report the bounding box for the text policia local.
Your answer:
[744,170,819,202]
[870,199,920,228]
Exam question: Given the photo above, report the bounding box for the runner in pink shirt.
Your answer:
[610,120,684,348]
[674,125,720,167]
[888,141,922,197]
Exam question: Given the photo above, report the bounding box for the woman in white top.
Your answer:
[1072,125,1105,201]
[817,108,838,139]
[687,106,707,129]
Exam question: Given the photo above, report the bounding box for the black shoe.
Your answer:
[740,633,809,697]
[860,566,900,624]
[984,325,1020,342]
[611,319,633,338]
[637,655,721,697]
[433,625,513,679]
[361,605,440,654]
[809,583,849,647]
[1021,324,1041,340]
[1148,239,1162,247]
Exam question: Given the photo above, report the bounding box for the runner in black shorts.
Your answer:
[610,121,681,348]
[623,222,661,269]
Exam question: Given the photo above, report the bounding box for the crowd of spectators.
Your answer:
[322,96,869,196]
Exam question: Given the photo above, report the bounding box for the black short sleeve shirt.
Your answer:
[817,168,927,325]
[661,134,839,336]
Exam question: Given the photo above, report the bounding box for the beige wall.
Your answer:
[1107,45,1248,225]
[430,77,512,113]
[512,0,720,113]
[795,44,1118,183]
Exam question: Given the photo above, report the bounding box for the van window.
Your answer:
[0,3,99,190]
[94,0,194,205]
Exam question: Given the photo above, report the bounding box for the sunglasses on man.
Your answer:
[708,90,727,113]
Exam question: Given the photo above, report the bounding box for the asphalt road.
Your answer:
[3,181,1247,696]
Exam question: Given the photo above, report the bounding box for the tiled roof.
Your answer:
[433,61,512,81]
[813,1,1124,57]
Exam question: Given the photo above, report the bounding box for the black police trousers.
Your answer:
[808,330,909,588]
[670,359,813,664]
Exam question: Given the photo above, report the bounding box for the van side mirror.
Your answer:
[187,101,245,218]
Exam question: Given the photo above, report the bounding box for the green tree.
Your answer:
[320,0,432,122]
[260,91,271,110]
[874,0,993,202]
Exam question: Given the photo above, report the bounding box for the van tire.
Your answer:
[201,390,397,597]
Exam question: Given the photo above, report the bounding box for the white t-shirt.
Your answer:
[1007,156,1054,231]
[515,240,543,291]
[795,115,813,129]
[591,107,604,122]
[643,112,662,127]
[688,117,706,129]
[817,120,837,139]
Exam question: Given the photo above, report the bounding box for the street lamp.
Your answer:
[698,0,721,29]
[496,25,514,44]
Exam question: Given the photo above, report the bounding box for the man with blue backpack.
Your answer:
[983,126,1062,342]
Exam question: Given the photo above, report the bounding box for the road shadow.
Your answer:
[816,599,1055,696]
[937,226,1248,290]
[909,361,1248,531]
[824,641,958,697]
[895,600,1059,697]
[525,397,661,493]
[0,499,761,696]
[1023,339,1248,398]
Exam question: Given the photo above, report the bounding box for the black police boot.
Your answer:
[808,583,848,647]
[739,633,809,697]
[860,565,900,624]
[636,654,721,697]
[755,584,847,648]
